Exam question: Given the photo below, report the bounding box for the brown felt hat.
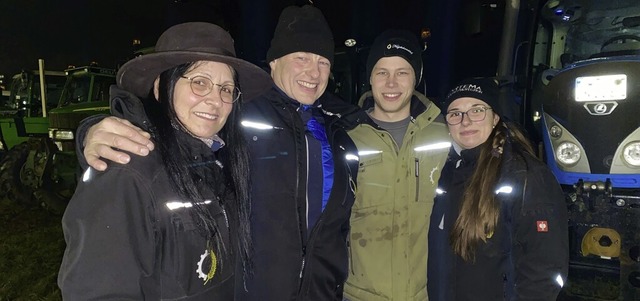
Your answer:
[117,22,272,100]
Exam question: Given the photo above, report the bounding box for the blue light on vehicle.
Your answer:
[555,8,564,15]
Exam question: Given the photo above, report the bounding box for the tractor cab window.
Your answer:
[91,76,113,102]
[65,77,90,104]
[61,73,114,106]
[534,0,640,71]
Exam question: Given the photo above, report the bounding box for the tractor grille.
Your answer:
[48,112,96,130]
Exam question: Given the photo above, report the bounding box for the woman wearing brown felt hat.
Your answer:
[58,22,271,300]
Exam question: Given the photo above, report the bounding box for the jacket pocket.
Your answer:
[353,153,392,210]
[166,203,232,293]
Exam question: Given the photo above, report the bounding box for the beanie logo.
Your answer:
[446,84,483,99]
[386,43,414,55]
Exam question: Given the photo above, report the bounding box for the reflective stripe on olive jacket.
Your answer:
[344,91,450,301]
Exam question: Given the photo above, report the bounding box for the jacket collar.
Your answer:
[355,90,443,128]
[110,85,150,129]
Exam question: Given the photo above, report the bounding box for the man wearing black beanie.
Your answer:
[238,4,361,301]
[343,29,451,301]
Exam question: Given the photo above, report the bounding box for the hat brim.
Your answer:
[117,51,272,101]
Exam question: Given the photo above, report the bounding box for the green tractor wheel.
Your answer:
[33,189,69,216]
[0,142,35,205]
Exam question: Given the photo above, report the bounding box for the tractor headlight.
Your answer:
[53,130,74,141]
[622,142,640,167]
[556,142,581,165]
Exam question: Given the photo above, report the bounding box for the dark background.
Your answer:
[0,0,505,99]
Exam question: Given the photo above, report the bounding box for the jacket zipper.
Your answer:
[503,273,508,301]
[348,235,354,275]
[288,104,307,295]
[415,157,420,202]
[299,133,308,282]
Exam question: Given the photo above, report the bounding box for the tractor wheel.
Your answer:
[0,142,35,205]
[34,189,69,216]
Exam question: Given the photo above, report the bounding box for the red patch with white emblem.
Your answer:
[537,221,548,232]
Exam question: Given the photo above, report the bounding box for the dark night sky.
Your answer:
[0,0,502,98]
[1,0,192,77]
[0,0,433,76]
[0,1,236,84]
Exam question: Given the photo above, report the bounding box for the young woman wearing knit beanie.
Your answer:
[428,77,569,301]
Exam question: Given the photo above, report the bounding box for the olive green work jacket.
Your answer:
[344,91,450,301]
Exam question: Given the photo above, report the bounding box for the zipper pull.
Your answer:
[299,258,306,278]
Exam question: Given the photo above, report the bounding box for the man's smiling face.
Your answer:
[269,52,331,105]
[369,56,416,122]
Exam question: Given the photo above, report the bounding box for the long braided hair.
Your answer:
[142,61,253,277]
[450,120,534,262]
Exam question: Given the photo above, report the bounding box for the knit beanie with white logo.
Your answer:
[366,29,423,87]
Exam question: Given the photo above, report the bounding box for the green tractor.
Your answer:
[0,68,66,161]
[0,64,115,214]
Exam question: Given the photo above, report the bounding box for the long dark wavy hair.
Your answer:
[450,119,535,262]
[141,61,252,277]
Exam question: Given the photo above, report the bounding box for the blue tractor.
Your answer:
[523,0,640,299]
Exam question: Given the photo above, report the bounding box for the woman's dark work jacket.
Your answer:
[237,87,359,301]
[428,139,569,301]
[59,87,238,300]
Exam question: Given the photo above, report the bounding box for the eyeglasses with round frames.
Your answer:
[180,75,241,104]
[445,107,492,125]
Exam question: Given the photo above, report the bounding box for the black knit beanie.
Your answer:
[366,29,423,87]
[266,5,334,65]
[443,77,501,115]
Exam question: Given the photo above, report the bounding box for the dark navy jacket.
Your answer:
[237,87,359,301]
[428,140,569,301]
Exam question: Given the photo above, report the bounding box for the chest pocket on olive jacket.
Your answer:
[354,152,393,210]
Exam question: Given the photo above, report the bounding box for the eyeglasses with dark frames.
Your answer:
[445,107,493,125]
[180,75,241,104]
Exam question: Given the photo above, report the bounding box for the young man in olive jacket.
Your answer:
[75,6,360,300]
[342,30,451,301]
